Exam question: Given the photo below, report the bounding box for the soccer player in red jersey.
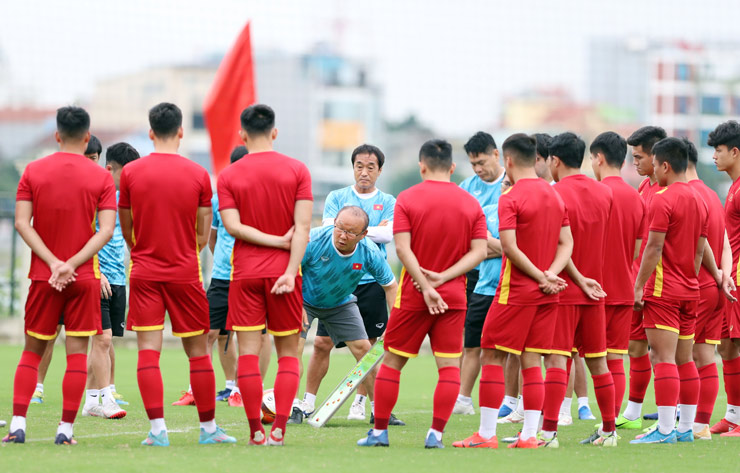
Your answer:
[620,126,667,427]
[708,120,740,436]
[454,134,573,450]
[119,103,234,447]
[4,106,116,445]
[631,137,709,444]
[538,132,617,447]
[357,139,487,449]
[685,137,736,439]
[218,104,312,446]
[590,132,646,424]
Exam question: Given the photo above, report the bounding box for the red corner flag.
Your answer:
[204,21,256,175]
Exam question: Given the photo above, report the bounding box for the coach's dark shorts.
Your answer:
[207,278,230,335]
[466,269,480,303]
[317,282,388,348]
[101,284,127,337]
[464,292,494,348]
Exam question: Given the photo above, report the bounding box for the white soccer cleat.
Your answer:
[82,404,104,417]
[497,410,525,424]
[347,401,366,421]
[298,400,315,417]
[101,398,127,419]
[452,400,476,415]
[558,413,573,426]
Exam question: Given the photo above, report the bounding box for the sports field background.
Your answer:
[0,344,737,472]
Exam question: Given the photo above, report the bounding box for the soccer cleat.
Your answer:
[267,428,284,446]
[101,399,127,419]
[249,431,267,446]
[216,388,232,402]
[347,401,366,421]
[112,391,129,406]
[287,406,304,425]
[142,430,170,446]
[676,430,694,442]
[501,433,520,443]
[710,418,738,434]
[694,425,711,440]
[507,434,538,449]
[581,430,618,447]
[642,421,659,434]
[452,432,498,449]
[199,426,237,444]
[30,390,44,404]
[357,429,389,447]
[54,433,77,445]
[615,414,642,430]
[643,412,658,420]
[424,432,444,449]
[720,425,740,437]
[369,413,406,426]
[172,391,196,406]
[452,400,476,415]
[629,428,676,444]
[498,404,513,418]
[227,391,243,407]
[498,410,525,424]
[2,430,25,444]
[578,405,597,420]
[82,404,105,417]
[297,400,314,418]
[558,413,573,426]
[538,432,559,448]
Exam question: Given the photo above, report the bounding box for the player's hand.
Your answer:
[714,269,724,287]
[279,226,295,250]
[49,260,77,291]
[422,287,448,315]
[378,220,390,227]
[633,286,644,311]
[539,270,566,294]
[271,273,296,295]
[100,273,112,299]
[722,272,738,302]
[420,268,445,289]
[301,307,310,333]
[578,277,607,301]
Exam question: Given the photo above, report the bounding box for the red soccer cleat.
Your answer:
[452,432,498,449]
[172,391,196,406]
[709,418,738,434]
[228,391,244,407]
[508,434,539,449]
[720,425,740,437]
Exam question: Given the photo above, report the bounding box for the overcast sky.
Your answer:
[2,0,739,134]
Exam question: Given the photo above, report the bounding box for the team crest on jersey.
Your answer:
[473,190,482,196]
[352,263,363,270]
[320,256,330,262]
[373,204,383,210]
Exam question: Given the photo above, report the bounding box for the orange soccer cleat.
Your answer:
[172,391,196,406]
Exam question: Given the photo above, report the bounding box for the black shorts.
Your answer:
[464,292,494,348]
[102,284,127,337]
[317,282,388,348]
[207,278,230,335]
[466,269,480,304]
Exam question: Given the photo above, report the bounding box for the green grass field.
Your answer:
[0,343,739,472]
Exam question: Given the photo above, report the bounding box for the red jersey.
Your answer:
[16,152,116,281]
[725,177,740,285]
[393,180,486,311]
[494,178,569,306]
[601,176,646,305]
[633,177,663,272]
[217,151,313,280]
[643,182,708,301]
[118,153,212,283]
[689,180,725,289]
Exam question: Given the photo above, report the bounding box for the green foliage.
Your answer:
[0,161,20,193]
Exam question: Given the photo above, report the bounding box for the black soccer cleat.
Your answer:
[287,406,304,425]
[54,433,77,445]
[369,412,406,426]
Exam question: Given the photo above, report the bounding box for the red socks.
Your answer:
[521,367,544,411]
[272,356,299,433]
[13,351,42,418]
[189,355,216,422]
[542,367,568,431]
[61,353,88,423]
[479,364,505,409]
[696,363,719,424]
[629,354,652,403]
[653,362,680,407]
[137,349,164,419]
[237,354,263,438]
[678,361,700,406]
[592,372,616,431]
[607,358,626,418]
[431,366,460,432]
[373,364,401,430]
[723,356,740,405]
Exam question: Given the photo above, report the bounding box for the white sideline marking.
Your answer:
[24,422,245,443]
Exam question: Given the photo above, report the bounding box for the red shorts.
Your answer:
[630,308,647,341]
[551,305,607,358]
[695,286,724,345]
[227,277,303,336]
[384,308,465,358]
[481,303,558,355]
[722,296,740,340]
[25,279,102,339]
[642,297,697,339]
[606,305,632,354]
[127,279,209,337]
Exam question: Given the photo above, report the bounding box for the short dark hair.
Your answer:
[549,132,586,169]
[85,135,102,156]
[464,131,497,157]
[627,126,667,154]
[682,137,698,165]
[230,145,248,163]
[502,133,537,166]
[590,131,627,168]
[105,142,140,167]
[240,104,275,137]
[56,106,90,141]
[351,144,385,169]
[148,102,182,138]
[707,120,740,152]
[653,137,688,173]
[534,133,552,159]
[336,205,370,232]
[419,139,453,171]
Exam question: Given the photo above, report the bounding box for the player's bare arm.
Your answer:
[119,208,134,250]
[220,208,294,250]
[271,199,312,295]
[14,200,64,279]
[395,231,448,315]
[196,206,212,251]
[695,236,708,277]
[700,239,721,285]
[486,231,502,259]
[500,228,561,294]
[366,219,393,244]
[208,230,217,254]
[565,259,607,301]
[420,239,487,288]
[721,231,736,301]
[634,239,643,261]
[382,280,398,313]
[633,230,666,311]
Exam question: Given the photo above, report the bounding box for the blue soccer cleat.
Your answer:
[630,428,677,444]
[498,404,513,418]
[357,429,389,447]
[199,426,237,444]
[676,430,694,443]
[578,405,597,420]
[644,411,680,421]
[424,432,444,449]
[216,388,232,402]
[2,430,25,444]
[142,430,170,447]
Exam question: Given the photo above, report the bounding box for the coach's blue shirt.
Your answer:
[473,203,502,296]
[460,173,504,271]
[211,194,235,281]
[96,191,126,286]
[302,226,395,309]
[323,185,395,285]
